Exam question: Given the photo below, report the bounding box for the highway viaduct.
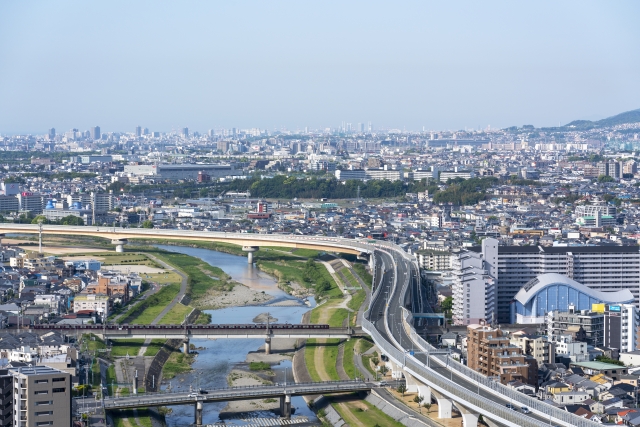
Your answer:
[2,224,598,427]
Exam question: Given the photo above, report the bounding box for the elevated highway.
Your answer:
[3,224,597,426]
[0,223,367,255]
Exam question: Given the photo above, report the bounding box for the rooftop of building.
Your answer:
[469,245,640,254]
[10,365,64,376]
[570,361,628,371]
[514,273,635,306]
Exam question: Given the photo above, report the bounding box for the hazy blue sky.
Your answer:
[1,1,639,134]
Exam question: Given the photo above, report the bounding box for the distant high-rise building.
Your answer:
[208,129,215,138]
[90,126,101,140]
[181,127,189,138]
[135,126,142,137]
[143,127,149,135]
[367,122,373,132]
[152,131,160,138]
[358,123,364,133]
[232,128,237,136]
[304,126,309,134]
[48,128,56,140]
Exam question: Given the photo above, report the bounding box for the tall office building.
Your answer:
[47,128,55,140]
[208,129,215,138]
[135,126,142,137]
[90,126,100,140]
[358,123,364,132]
[10,366,71,427]
[181,127,189,138]
[455,238,640,324]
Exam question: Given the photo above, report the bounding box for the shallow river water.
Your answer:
[154,245,319,426]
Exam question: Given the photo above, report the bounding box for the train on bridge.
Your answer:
[32,323,331,331]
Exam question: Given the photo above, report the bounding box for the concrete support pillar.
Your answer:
[404,372,419,393]
[417,384,431,403]
[456,403,479,427]
[194,401,203,426]
[132,375,138,395]
[242,246,259,264]
[265,337,271,355]
[432,389,452,419]
[436,397,452,418]
[279,394,291,419]
[183,339,189,354]
[112,239,127,253]
[388,361,403,380]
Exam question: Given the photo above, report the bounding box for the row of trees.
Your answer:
[227,176,437,200]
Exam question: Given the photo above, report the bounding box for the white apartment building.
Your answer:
[451,240,496,325]
[464,239,640,323]
[554,334,588,363]
[417,250,451,271]
[73,294,109,317]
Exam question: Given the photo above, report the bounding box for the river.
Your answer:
[154,245,319,426]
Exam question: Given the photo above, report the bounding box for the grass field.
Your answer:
[353,263,373,288]
[144,340,166,357]
[159,303,191,324]
[162,351,194,379]
[304,340,321,382]
[347,290,366,316]
[110,339,145,357]
[332,399,405,427]
[118,283,181,324]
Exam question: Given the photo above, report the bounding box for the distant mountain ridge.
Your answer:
[564,108,640,130]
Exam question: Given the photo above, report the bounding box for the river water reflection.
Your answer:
[155,246,319,426]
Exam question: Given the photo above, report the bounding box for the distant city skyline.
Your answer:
[1,1,639,134]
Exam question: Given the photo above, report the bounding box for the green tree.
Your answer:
[441,296,453,313]
[597,175,615,183]
[31,215,48,224]
[141,220,154,228]
[60,215,84,226]
[397,384,407,397]
[424,402,432,413]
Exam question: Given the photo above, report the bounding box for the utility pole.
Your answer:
[38,219,43,253]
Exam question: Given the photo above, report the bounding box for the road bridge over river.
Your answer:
[103,380,379,422]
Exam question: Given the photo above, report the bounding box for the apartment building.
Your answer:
[73,294,109,317]
[451,247,495,325]
[549,303,638,352]
[465,239,640,323]
[510,331,554,365]
[467,324,538,387]
[417,250,451,271]
[10,366,71,427]
[550,309,604,347]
